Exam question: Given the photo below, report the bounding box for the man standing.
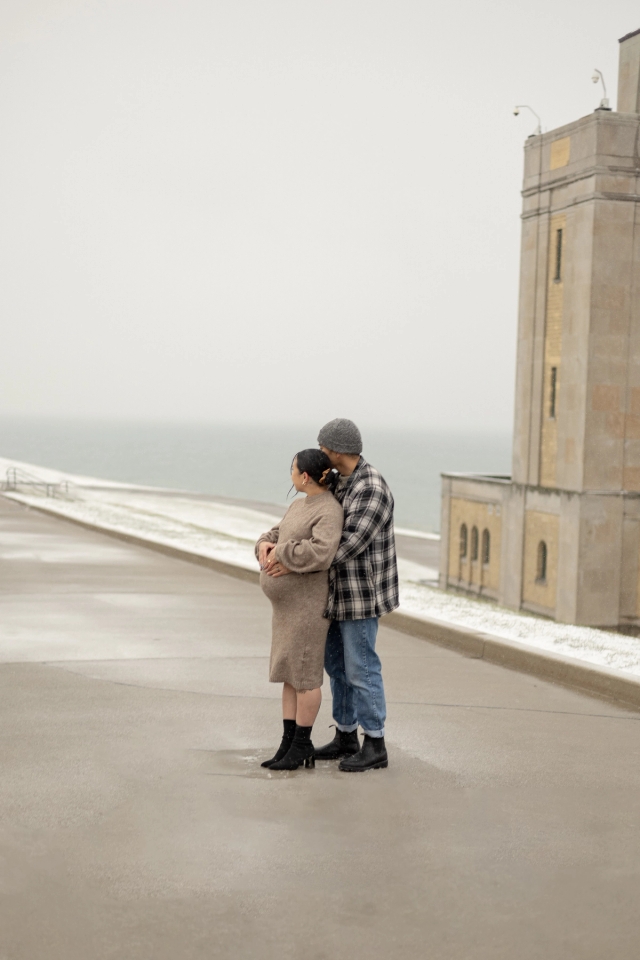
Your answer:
[265,418,398,771]
[316,418,399,771]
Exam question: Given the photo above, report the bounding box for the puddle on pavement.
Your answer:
[195,748,362,780]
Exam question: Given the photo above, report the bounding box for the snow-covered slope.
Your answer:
[3,456,640,678]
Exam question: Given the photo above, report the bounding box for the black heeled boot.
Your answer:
[269,725,315,770]
[339,735,388,772]
[261,719,296,768]
[314,726,360,760]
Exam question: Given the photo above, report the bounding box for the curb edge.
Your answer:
[7,494,640,713]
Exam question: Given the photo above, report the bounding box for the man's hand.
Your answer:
[258,542,276,568]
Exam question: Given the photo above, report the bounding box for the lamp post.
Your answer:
[513,105,542,136]
[592,69,610,110]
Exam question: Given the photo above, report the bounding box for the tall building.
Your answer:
[440,28,640,627]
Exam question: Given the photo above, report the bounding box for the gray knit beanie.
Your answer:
[317,418,363,455]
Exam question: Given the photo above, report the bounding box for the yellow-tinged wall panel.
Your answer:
[448,497,502,593]
[635,535,640,619]
[540,213,566,487]
[550,136,571,170]
[522,511,559,610]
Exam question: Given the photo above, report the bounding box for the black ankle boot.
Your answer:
[314,726,360,761]
[261,719,296,768]
[269,725,315,770]
[338,735,388,772]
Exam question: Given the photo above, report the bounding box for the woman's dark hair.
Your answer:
[293,449,340,493]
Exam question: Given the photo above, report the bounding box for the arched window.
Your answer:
[481,529,490,565]
[536,541,547,583]
[459,524,468,558]
[470,526,479,561]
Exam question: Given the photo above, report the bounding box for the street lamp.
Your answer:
[592,69,610,109]
[513,105,542,137]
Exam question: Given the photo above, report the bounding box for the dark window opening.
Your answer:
[459,524,468,558]
[536,541,548,583]
[481,529,490,565]
[554,228,563,282]
[471,526,479,562]
[550,366,557,418]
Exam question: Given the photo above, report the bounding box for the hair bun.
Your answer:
[294,449,340,493]
[325,467,340,493]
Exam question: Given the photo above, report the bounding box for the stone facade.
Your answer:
[440,29,640,627]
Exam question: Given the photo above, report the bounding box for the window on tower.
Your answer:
[550,366,557,418]
[554,228,563,282]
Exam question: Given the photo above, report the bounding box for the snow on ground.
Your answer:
[0,456,154,490]
[3,457,640,678]
[400,582,640,677]
[5,488,275,571]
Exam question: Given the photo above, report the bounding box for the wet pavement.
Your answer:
[1,495,640,959]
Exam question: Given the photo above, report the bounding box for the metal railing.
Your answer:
[1,467,77,500]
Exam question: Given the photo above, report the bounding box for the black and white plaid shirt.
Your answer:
[325,457,399,621]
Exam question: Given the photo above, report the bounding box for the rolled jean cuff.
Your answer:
[336,722,359,733]
[361,726,385,738]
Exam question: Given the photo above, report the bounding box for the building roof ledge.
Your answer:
[441,472,512,484]
[619,27,640,43]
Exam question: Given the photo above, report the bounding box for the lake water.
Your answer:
[0,418,512,533]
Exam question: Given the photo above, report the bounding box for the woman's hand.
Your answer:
[258,542,276,569]
[266,561,292,577]
[264,550,292,577]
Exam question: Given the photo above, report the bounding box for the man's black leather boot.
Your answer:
[338,734,388,772]
[314,727,360,760]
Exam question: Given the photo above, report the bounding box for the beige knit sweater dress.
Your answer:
[256,492,344,691]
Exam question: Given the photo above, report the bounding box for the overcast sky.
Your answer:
[0,0,638,431]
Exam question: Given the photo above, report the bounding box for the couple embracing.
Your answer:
[255,418,399,773]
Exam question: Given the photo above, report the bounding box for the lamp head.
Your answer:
[591,72,600,84]
[513,106,520,116]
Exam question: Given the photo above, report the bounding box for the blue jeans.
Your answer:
[324,618,386,738]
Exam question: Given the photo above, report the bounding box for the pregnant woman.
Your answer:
[256,449,343,771]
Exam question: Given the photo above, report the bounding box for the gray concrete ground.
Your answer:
[1,495,640,960]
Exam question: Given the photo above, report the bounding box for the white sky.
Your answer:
[0,0,638,430]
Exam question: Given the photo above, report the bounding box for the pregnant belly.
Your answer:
[260,570,300,604]
[260,570,327,605]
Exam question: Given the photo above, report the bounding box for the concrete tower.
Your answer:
[440,29,640,627]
